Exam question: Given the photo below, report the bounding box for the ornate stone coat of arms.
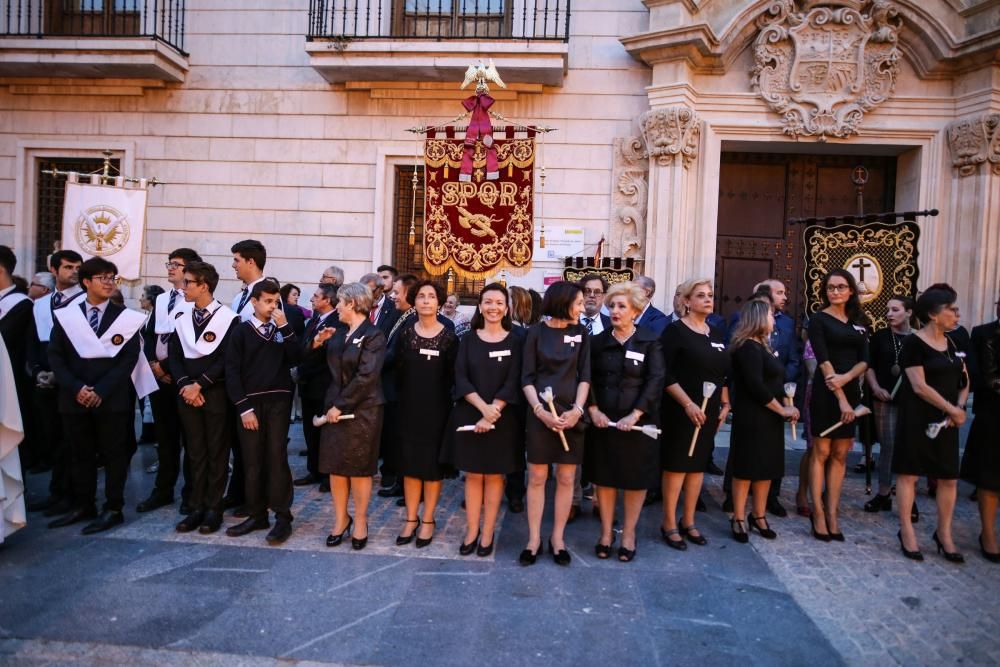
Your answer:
[751,0,902,140]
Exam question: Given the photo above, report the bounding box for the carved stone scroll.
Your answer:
[639,106,702,168]
[947,113,1000,176]
[609,135,649,258]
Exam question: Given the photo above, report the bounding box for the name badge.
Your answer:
[710,342,725,350]
[352,335,365,347]
[275,332,284,343]
[853,325,867,334]
[625,350,645,366]
[420,348,440,360]
[489,350,512,362]
[956,351,967,358]
[564,334,582,348]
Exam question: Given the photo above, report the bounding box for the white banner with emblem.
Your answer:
[60,180,148,280]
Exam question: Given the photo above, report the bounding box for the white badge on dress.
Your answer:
[489,349,511,362]
[625,350,645,366]
[853,324,867,334]
[420,348,440,360]
[353,335,365,348]
[956,351,967,358]
[564,334,582,348]
[710,342,725,350]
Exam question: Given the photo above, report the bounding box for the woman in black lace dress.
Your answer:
[393,280,459,549]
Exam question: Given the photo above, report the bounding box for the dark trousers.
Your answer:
[237,395,294,521]
[177,384,230,513]
[63,410,132,511]
[34,386,70,498]
[14,376,36,468]
[722,452,781,502]
[301,395,323,478]
[225,401,246,504]
[379,401,399,478]
[149,379,190,501]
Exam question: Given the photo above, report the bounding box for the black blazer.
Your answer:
[324,319,387,412]
[0,296,33,383]
[970,320,1000,414]
[588,325,665,421]
[298,311,340,400]
[47,302,141,414]
[285,305,306,339]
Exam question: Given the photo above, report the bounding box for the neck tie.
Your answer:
[193,308,209,326]
[167,289,178,313]
[89,306,100,333]
[305,314,319,337]
[237,287,249,313]
[53,292,64,308]
[369,304,378,323]
[583,316,593,334]
[260,322,275,338]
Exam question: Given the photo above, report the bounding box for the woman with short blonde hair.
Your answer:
[604,282,648,314]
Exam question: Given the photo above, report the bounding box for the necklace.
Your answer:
[889,328,909,377]
[612,326,636,344]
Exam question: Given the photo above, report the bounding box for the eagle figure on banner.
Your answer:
[461,59,506,94]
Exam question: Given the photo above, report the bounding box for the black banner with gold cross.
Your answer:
[803,221,920,331]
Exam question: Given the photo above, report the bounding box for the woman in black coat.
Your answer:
[316,282,386,551]
[585,282,665,562]
[728,299,799,543]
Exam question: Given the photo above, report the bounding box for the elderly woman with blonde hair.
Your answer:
[584,282,665,561]
[659,278,730,551]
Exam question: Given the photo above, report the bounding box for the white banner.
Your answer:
[61,182,148,280]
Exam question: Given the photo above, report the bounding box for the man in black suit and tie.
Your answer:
[633,276,671,335]
[579,273,612,335]
[374,264,399,334]
[46,257,148,534]
[293,283,340,491]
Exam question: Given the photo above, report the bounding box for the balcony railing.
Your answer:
[1,0,186,54]
[308,0,570,42]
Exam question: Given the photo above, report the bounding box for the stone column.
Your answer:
[945,112,1000,324]
[640,105,713,304]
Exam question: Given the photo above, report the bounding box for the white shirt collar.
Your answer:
[251,315,272,330]
[82,298,110,315]
[0,284,15,299]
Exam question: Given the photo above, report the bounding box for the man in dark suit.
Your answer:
[634,276,671,335]
[970,296,1000,408]
[46,257,145,534]
[293,283,340,491]
[579,273,611,335]
[373,264,399,333]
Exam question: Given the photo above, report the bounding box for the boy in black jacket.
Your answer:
[168,262,239,535]
[225,279,300,544]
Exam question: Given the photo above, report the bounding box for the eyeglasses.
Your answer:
[182,279,203,287]
[92,274,117,284]
[165,262,185,270]
[826,284,851,293]
[30,283,49,290]
[583,289,604,297]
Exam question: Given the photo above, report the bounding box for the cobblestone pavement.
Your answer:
[2,424,998,666]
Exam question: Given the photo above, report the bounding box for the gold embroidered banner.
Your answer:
[423,137,534,278]
[803,221,921,331]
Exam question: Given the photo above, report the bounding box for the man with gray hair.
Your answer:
[359,272,384,324]
[29,272,55,300]
[320,265,344,286]
[633,275,670,335]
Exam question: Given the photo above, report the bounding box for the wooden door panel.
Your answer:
[717,257,774,320]
[717,162,787,238]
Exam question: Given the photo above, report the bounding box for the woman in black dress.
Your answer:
[808,269,869,541]
[585,282,664,562]
[728,300,799,543]
[394,280,459,549]
[961,311,1000,563]
[444,283,523,557]
[894,286,969,562]
[317,282,386,550]
[659,279,730,550]
[520,281,591,566]
[863,297,916,516]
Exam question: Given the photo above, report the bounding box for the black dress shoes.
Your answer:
[549,539,571,566]
[81,510,124,535]
[226,516,270,537]
[766,498,788,518]
[198,511,223,534]
[377,482,403,498]
[42,497,75,517]
[476,540,494,557]
[519,547,539,566]
[176,511,205,532]
[48,505,97,528]
[293,473,320,487]
[136,494,173,513]
[266,519,293,545]
[459,533,480,556]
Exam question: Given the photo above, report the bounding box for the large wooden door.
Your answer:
[714,153,896,324]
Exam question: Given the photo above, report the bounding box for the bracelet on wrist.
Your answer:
[573,404,584,415]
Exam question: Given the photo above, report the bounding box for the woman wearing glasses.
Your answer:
[807,269,869,542]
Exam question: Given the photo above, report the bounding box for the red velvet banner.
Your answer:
[423,137,534,278]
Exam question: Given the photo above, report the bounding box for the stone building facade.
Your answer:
[1,0,999,322]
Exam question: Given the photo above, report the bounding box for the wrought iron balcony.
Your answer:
[307,0,571,42]
[1,0,186,54]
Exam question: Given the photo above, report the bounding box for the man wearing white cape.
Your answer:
[0,338,26,545]
[47,257,157,535]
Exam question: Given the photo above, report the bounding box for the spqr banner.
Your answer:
[61,181,148,280]
[423,137,534,278]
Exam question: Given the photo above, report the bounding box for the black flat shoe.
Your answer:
[897,530,924,561]
[730,518,749,544]
[863,494,891,513]
[661,527,687,551]
[679,524,708,546]
[198,511,223,534]
[594,535,615,559]
[459,533,480,556]
[266,519,292,545]
[476,540,494,557]
[749,515,777,540]
[979,535,1000,563]
[226,516,270,537]
[81,510,124,535]
[519,546,539,566]
[415,519,435,549]
[48,505,97,529]
[549,539,571,566]
[326,516,354,547]
[351,520,368,550]
[810,516,832,542]
[932,531,964,564]
[176,510,205,533]
[396,518,419,546]
[617,546,636,562]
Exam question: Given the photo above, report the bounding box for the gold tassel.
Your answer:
[539,223,545,249]
[444,165,448,179]
[508,163,513,177]
[446,267,455,295]
[409,225,416,247]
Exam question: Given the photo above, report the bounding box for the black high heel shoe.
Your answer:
[932,531,964,564]
[351,520,368,550]
[810,516,832,542]
[326,516,353,547]
[476,539,494,558]
[415,519,435,549]
[660,527,687,551]
[396,518,418,546]
[594,533,615,559]
[730,517,749,543]
[549,539,571,566]
[679,523,708,546]
[459,532,479,556]
[897,530,924,561]
[617,545,636,562]
[518,544,539,566]
[979,534,1000,563]
[749,515,777,540]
